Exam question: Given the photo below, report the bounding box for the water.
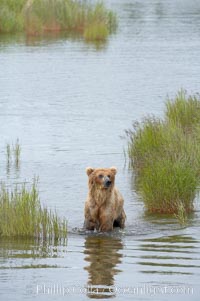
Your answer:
[0,0,200,300]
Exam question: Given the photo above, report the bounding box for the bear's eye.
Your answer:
[98,174,103,179]
[107,175,111,178]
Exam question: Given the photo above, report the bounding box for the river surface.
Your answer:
[0,0,200,300]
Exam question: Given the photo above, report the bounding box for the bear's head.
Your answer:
[86,167,117,191]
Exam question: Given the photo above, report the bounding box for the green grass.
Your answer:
[126,91,200,218]
[83,2,116,41]
[84,22,109,41]
[0,0,26,32]
[6,140,21,167]
[166,90,200,134]
[137,157,197,213]
[13,139,21,167]
[174,201,188,226]
[126,118,166,170]
[0,180,67,239]
[0,0,117,41]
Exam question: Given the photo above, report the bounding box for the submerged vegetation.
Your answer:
[6,143,11,164]
[0,0,117,41]
[6,139,21,168]
[126,91,200,219]
[14,139,21,166]
[0,180,67,239]
[1,141,67,239]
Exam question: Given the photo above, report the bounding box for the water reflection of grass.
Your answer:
[0,237,68,270]
[126,91,200,222]
[138,234,199,276]
[0,0,117,42]
[6,143,11,165]
[0,180,67,239]
[0,264,60,269]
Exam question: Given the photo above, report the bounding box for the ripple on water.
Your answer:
[123,234,200,278]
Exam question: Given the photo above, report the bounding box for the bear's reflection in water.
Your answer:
[84,236,123,299]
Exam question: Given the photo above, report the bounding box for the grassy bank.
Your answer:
[0,0,117,41]
[126,91,200,218]
[0,180,67,239]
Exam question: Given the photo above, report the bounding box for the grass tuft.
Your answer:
[13,139,21,167]
[6,140,21,168]
[126,91,200,220]
[0,0,25,32]
[166,90,200,134]
[84,22,108,41]
[0,180,67,239]
[174,201,188,226]
[0,0,117,41]
[137,157,197,214]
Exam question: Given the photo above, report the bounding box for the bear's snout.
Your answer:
[104,176,112,188]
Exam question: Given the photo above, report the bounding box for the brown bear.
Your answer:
[84,167,126,232]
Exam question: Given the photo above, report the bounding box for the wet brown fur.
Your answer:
[84,167,126,232]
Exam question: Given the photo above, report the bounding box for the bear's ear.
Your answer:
[86,167,94,176]
[110,166,117,175]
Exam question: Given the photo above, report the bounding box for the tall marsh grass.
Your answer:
[0,0,117,41]
[166,90,200,133]
[0,180,67,239]
[0,0,26,32]
[126,91,200,218]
